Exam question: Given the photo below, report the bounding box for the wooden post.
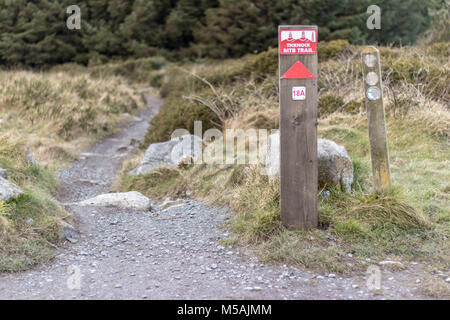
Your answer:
[279,25,318,230]
[361,46,391,193]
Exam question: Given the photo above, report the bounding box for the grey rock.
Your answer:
[75,191,152,211]
[0,95,427,300]
[26,147,39,166]
[317,138,353,193]
[60,220,80,243]
[0,176,23,201]
[0,168,7,180]
[131,134,202,175]
[160,198,185,211]
[264,133,353,193]
[245,286,262,291]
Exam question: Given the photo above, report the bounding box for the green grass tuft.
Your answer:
[119,167,185,200]
[117,43,449,275]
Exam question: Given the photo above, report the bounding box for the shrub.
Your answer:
[320,190,432,242]
[141,95,220,149]
[318,94,345,118]
[344,99,364,114]
[89,57,167,84]
[427,42,450,58]
[383,54,449,102]
[119,167,184,200]
[241,48,278,78]
[0,138,66,272]
[386,95,421,118]
[149,73,164,88]
[318,40,351,61]
[0,70,142,141]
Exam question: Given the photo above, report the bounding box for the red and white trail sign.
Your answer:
[278,25,318,230]
[279,29,317,55]
[281,60,316,79]
[292,86,306,100]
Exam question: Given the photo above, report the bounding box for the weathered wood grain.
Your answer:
[279,25,318,230]
[361,46,391,193]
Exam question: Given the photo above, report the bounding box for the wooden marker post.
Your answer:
[279,25,318,230]
[361,46,391,193]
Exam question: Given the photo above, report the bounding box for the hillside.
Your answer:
[0,39,448,298]
[115,40,449,295]
[0,0,442,66]
[0,69,145,271]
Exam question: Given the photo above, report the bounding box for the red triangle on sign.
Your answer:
[281,61,316,79]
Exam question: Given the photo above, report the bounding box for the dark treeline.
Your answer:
[0,0,442,67]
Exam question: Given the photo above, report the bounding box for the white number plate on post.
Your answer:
[292,86,306,100]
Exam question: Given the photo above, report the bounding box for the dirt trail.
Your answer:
[0,96,433,300]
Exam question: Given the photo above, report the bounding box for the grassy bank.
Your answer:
[116,41,449,278]
[0,68,144,271]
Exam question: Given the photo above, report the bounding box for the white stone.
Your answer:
[60,220,79,243]
[0,169,7,180]
[0,176,23,201]
[318,138,353,193]
[76,191,151,211]
[264,133,354,192]
[160,198,184,211]
[131,134,202,175]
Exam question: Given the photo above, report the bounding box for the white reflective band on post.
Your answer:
[366,86,381,100]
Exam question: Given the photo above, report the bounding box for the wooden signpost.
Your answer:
[361,46,391,194]
[279,25,318,230]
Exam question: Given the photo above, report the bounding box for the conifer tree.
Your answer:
[0,0,438,67]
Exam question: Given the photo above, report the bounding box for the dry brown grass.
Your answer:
[0,68,144,272]
[0,70,144,168]
[119,43,450,274]
[420,278,450,299]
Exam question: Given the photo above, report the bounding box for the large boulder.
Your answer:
[265,133,353,193]
[317,139,354,193]
[131,134,202,175]
[75,191,152,211]
[0,176,23,201]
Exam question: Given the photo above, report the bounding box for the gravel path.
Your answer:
[0,96,437,300]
